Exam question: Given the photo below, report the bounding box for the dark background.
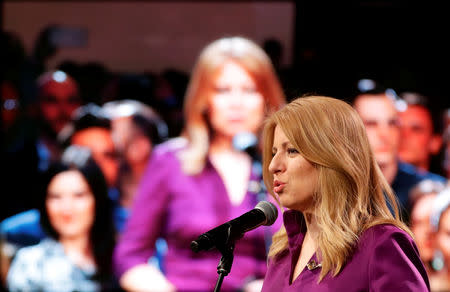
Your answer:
[2,0,449,107]
[291,1,448,107]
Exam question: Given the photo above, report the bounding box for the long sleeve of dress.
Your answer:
[113,146,172,278]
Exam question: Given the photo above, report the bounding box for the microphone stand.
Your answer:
[214,243,235,292]
[213,225,243,292]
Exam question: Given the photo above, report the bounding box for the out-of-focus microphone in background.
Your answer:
[232,132,260,163]
[190,201,278,253]
[233,131,265,197]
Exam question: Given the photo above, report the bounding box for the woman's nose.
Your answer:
[59,197,74,213]
[269,154,283,174]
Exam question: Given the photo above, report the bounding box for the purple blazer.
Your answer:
[113,139,282,292]
[262,210,430,292]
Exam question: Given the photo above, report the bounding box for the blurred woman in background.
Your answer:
[113,36,286,292]
[7,145,117,292]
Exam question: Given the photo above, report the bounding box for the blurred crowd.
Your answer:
[1,26,450,292]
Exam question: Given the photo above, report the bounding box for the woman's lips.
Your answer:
[273,180,285,193]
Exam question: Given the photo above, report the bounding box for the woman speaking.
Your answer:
[261,96,429,291]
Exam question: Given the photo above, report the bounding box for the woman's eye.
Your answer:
[214,86,229,93]
[287,148,299,154]
[74,191,90,198]
[47,193,60,200]
[243,87,257,93]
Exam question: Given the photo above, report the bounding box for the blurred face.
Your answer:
[71,128,119,187]
[436,208,450,264]
[111,116,152,167]
[208,61,265,140]
[399,105,439,169]
[269,125,318,212]
[354,94,400,169]
[39,79,81,134]
[111,116,133,154]
[410,194,437,262]
[46,170,95,240]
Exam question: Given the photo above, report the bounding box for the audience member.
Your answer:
[398,92,444,176]
[409,179,447,275]
[113,36,286,292]
[0,32,33,223]
[103,99,170,272]
[102,99,168,210]
[59,103,119,188]
[24,69,83,172]
[0,104,119,274]
[1,100,170,286]
[1,69,82,220]
[261,96,428,291]
[6,145,117,292]
[352,83,446,221]
[429,188,450,291]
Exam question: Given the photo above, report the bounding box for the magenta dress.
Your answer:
[113,139,282,292]
[262,210,430,292]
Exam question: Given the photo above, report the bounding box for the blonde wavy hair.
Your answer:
[179,36,286,174]
[262,96,411,281]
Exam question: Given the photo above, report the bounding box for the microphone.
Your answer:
[191,201,278,253]
[232,132,260,162]
[233,132,265,196]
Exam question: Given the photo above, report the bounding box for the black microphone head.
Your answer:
[255,201,278,226]
[232,132,257,152]
[232,132,259,159]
